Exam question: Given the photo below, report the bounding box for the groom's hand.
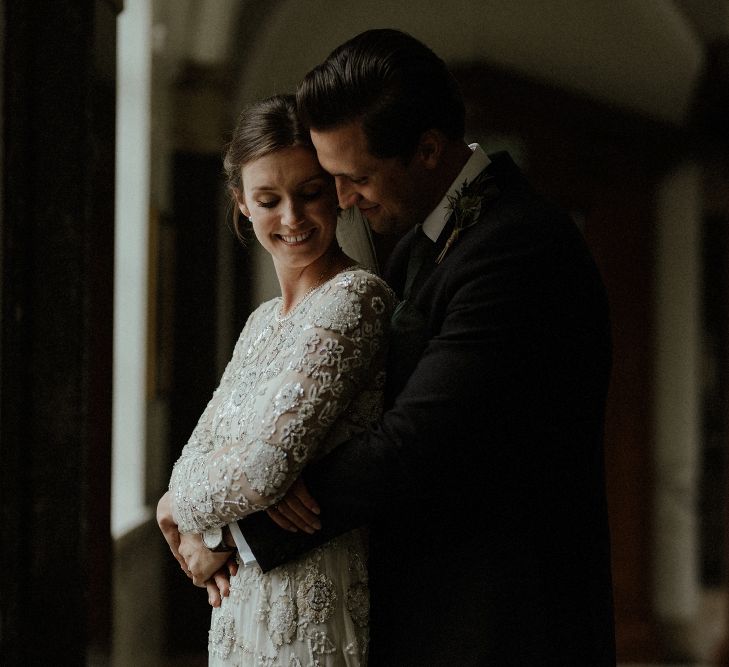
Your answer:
[266,477,321,533]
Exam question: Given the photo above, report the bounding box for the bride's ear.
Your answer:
[233,188,251,219]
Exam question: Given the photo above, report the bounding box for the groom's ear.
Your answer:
[416,129,445,169]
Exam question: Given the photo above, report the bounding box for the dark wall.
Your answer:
[0,1,119,663]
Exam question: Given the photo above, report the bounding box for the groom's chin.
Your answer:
[362,209,405,236]
[357,204,379,219]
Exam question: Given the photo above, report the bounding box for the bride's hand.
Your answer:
[266,477,322,533]
[205,560,238,608]
[156,491,187,574]
[179,532,233,587]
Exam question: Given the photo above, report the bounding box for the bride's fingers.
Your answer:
[266,505,299,532]
[273,501,314,534]
[213,569,231,598]
[280,495,321,532]
[206,580,221,607]
[289,478,320,516]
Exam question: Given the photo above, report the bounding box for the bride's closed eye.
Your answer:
[254,185,327,209]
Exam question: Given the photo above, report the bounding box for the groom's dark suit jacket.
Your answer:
[238,153,616,665]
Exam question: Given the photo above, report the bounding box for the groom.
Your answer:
[165,29,616,665]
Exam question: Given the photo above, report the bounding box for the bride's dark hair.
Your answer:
[223,94,315,238]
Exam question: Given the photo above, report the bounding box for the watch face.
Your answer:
[203,527,222,549]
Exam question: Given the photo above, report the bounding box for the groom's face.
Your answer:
[311,121,429,236]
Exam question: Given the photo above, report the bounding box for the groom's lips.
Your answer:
[358,204,379,215]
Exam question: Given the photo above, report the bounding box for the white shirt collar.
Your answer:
[421,144,491,242]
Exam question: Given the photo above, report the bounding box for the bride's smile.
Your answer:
[237,144,348,313]
[238,145,340,285]
[277,229,317,245]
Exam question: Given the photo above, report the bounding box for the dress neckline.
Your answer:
[274,264,360,324]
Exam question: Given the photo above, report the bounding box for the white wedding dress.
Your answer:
[169,268,395,666]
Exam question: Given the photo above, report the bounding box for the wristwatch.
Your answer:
[202,526,236,553]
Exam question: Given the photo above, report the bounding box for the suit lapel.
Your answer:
[405,216,452,300]
[389,152,520,303]
[406,158,507,301]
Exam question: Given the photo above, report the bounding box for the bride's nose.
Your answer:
[281,200,305,228]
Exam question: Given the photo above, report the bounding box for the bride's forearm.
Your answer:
[169,442,269,533]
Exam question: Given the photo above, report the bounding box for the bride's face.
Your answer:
[239,146,338,272]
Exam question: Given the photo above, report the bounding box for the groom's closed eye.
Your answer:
[299,188,323,201]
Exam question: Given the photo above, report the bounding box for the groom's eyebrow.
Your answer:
[318,163,356,178]
[298,173,328,185]
[328,170,363,180]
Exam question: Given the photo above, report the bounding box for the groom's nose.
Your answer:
[335,177,360,209]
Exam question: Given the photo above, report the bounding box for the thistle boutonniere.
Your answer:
[435,171,499,264]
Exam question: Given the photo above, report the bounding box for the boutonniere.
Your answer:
[436,171,499,264]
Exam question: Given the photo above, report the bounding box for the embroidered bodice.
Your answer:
[170,268,395,534]
[168,268,394,665]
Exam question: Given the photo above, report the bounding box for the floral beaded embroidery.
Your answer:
[268,593,297,647]
[169,269,391,664]
[209,611,236,659]
[296,572,338,625]
[346,581,370,628]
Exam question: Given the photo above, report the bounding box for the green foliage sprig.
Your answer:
[436,171,498,264]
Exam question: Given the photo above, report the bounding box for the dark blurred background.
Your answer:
[3,1,729,665]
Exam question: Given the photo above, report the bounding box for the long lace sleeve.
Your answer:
[169,271,394,534]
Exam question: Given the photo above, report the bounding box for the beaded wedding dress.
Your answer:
[169,268,395,666]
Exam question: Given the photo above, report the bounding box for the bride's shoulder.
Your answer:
[248,297,279,321]
[311,267,395,334]
[331,267,395,302]
[235,297,279,339]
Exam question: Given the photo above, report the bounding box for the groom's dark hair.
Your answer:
[296,29,465,162]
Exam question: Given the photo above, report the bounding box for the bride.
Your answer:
[160,94,394,666]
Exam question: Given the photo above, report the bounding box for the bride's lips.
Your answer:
[277,229,316,245]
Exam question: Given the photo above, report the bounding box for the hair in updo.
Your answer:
[223,94,314,239]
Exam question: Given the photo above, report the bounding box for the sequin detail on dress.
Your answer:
[169,269,395,666]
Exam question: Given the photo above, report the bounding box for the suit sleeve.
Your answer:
[240,210,609,572]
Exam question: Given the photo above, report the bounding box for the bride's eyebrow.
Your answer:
[249,177,327,195]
